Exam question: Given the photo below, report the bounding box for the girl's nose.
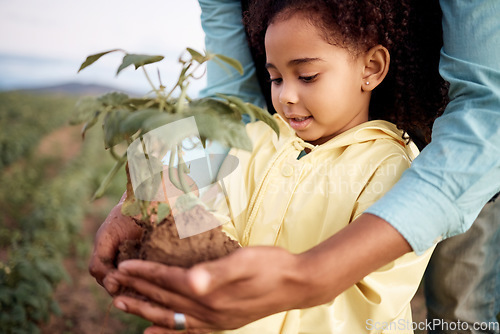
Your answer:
[279,83,298,105]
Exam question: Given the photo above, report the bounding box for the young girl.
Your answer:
[212,0,448,333]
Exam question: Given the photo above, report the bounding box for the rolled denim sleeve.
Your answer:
[197,0,265,107]
[366,0,500,254]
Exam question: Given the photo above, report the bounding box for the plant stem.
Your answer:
[142,67,162,97]
[176,144,192,194]
[168,145,183,191]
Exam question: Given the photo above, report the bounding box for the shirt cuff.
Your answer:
[365,170,464,255]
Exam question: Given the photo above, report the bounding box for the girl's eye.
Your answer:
[299,74,319,83]
[269,77,283,85]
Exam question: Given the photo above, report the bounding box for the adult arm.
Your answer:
[198,0,265,108]
[203,0,500,254]
[366,0,500,253]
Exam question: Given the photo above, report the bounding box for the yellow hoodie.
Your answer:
[215,114,432,334]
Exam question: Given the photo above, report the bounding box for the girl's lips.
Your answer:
[288,116,313,130]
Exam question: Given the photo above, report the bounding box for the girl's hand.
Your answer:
[106,246,311,332]
[88,201,142,293]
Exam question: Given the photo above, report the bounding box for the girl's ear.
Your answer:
[361,45,390,92]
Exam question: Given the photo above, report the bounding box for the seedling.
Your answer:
[73,47,279,268]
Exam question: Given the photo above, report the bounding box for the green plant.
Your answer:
[0,93,125,333]
[0,92,76,169]
[72,47,279,222]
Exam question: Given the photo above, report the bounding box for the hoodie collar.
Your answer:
[271,114,407,152]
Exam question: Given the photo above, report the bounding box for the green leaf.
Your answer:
[120,108,161,135]
[103,109,132,148]
[193,112,253,151]
[97,92,129,107]
[80,111,101,139]
[247,103,280,137]
[70,96,103,125]
[11,304,27,323]
[121,198,141,217]
[216,94,256,121]
[78,49,122,73]
[50,300,62,316]
[117,53,165,75]
[157,202,171,222]
[0,286,12,305]
[213,53,244,75]
[92,158,126,200]
[186,48,207,64]
[188,98,239,118]
[141,113,184,133]
[216,94,280,137]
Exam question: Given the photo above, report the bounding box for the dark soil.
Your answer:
[118,205,241,268]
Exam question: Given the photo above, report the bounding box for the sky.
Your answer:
[0,0,206,95]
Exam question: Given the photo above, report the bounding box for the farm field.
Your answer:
[0,90,149,333]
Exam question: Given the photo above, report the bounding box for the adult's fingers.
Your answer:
[187,247,275,295]
[116,260,194,296]
[108,270,197,313]
[112,295,212,331]
[144,325,211,334]
[117,249,254,297]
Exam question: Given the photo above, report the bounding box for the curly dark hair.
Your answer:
[242,0,448,146]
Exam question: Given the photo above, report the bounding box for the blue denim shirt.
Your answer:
[197,0,500,254]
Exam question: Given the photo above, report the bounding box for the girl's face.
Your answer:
[265,13,371,145]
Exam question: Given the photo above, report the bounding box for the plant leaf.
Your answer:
[189,98,240,118]
[186,48,207,64]
[97,92,129,107]
[70,96,103,125]
[103,109,132,148]
[193,112,252,151]
[120,108,161,135]
[78,49,122,73]
[80,111,101,139]
[213,53,244,75]
[216,94,256,121]
[247,103,280,137]
[117,53,165,75]
[121,198,141,217]
[141,113,184,133]
[216,94,280,137]
[92,158,125,200]
[157,202,171,222]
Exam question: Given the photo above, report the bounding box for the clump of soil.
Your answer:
[117,163,240,269]
[117,205,240,268]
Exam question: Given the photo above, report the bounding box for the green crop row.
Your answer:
[0,92,125,333]
[0,92,77,169]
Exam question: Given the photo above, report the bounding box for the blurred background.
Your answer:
[0,0,206,94]
[0,1,205,333]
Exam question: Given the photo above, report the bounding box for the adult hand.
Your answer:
[107,246,313,333]
[88,199,142,293]
[106,214,412,332]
